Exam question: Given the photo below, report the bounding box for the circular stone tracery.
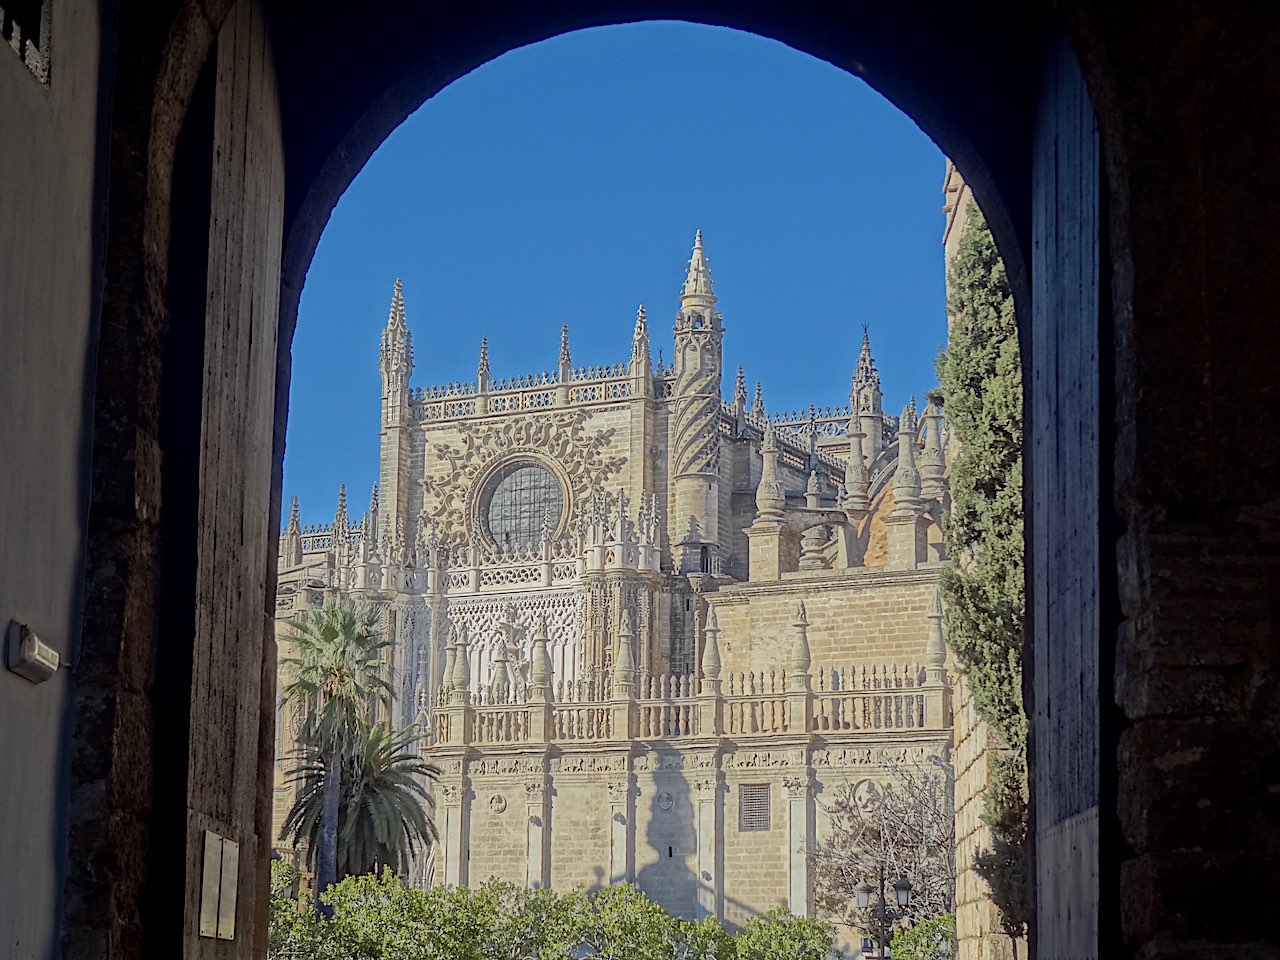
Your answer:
[481,460,565,550]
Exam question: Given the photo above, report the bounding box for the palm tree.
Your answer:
[279,598,393,913]
[281,720,440,879]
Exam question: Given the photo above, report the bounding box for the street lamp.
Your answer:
[854,869,911,959]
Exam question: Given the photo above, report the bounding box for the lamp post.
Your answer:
[854,868,911,959]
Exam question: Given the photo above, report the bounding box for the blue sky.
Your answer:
[284,22,946,527]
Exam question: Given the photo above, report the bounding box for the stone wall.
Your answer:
[707,569,942,675]
[0,1,105,956]
[953,677,1021,960]
[434,733,952,939]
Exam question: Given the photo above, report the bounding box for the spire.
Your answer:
[752,379,764,416]
[851,326,880,394]
[701,606,722,681]
[283,495,303,567]
[379,277,413,388]
[559,323,571,368]
[682,229,716,300]
[734,366,747,410]
[630,305,651,373]
[333,483,349,534]
[477,336,491,380]
[789,601,812,687]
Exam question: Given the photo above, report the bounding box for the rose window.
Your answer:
[481,461,565,550]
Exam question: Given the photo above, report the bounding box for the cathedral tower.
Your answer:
[669,230,723,571]
[378,278,415,547]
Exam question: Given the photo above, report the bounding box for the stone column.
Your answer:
[525,781,549,889]
[783,774,814,916]
[607,778,633,884]
[441,780,470,886]
[694,774,724,920]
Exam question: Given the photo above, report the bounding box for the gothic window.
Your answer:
[482,460,565,550]
[738,783,771,832]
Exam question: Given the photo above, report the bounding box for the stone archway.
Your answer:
[14,2,1271,959]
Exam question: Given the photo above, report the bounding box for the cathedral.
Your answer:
[273,232,954,936]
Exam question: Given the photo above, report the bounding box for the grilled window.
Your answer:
[738,783,771,832]
[483,460,564,550]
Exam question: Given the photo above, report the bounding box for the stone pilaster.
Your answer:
[607,778,634,884]
[694,775,724,920]
[783,774,814,917]
[441,779,470,886]
[525,781,549,889]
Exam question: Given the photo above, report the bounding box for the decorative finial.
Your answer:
[369,482,379,514]
[925,586,947,675]
[615,608,637,682]
[559,323,571,367]
[478,336,491,379]
[891,402,923,512]
[287,495,300,532]
[701,606,722,681]
[789,601,812,685]
[735,365,747,406]
[531,614,553,689]
[753,379,764,415]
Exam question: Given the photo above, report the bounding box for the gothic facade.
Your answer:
[273,233,954,941]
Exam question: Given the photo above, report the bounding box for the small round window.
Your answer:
[482,461,565,550]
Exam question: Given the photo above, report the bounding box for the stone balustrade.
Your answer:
[429,660,949,749]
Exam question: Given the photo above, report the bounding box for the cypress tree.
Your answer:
[936,201,1028,941]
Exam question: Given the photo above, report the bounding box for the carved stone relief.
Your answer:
[419,410,627,547]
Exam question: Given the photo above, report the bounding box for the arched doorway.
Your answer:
[60,1,1124,957]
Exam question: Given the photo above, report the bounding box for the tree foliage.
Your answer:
[282,719,440,879]
[890,913,957,960]
[279,598,415,911]
[811,758,955,931]
[266,872,834,960]
[935,200,1028,939]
